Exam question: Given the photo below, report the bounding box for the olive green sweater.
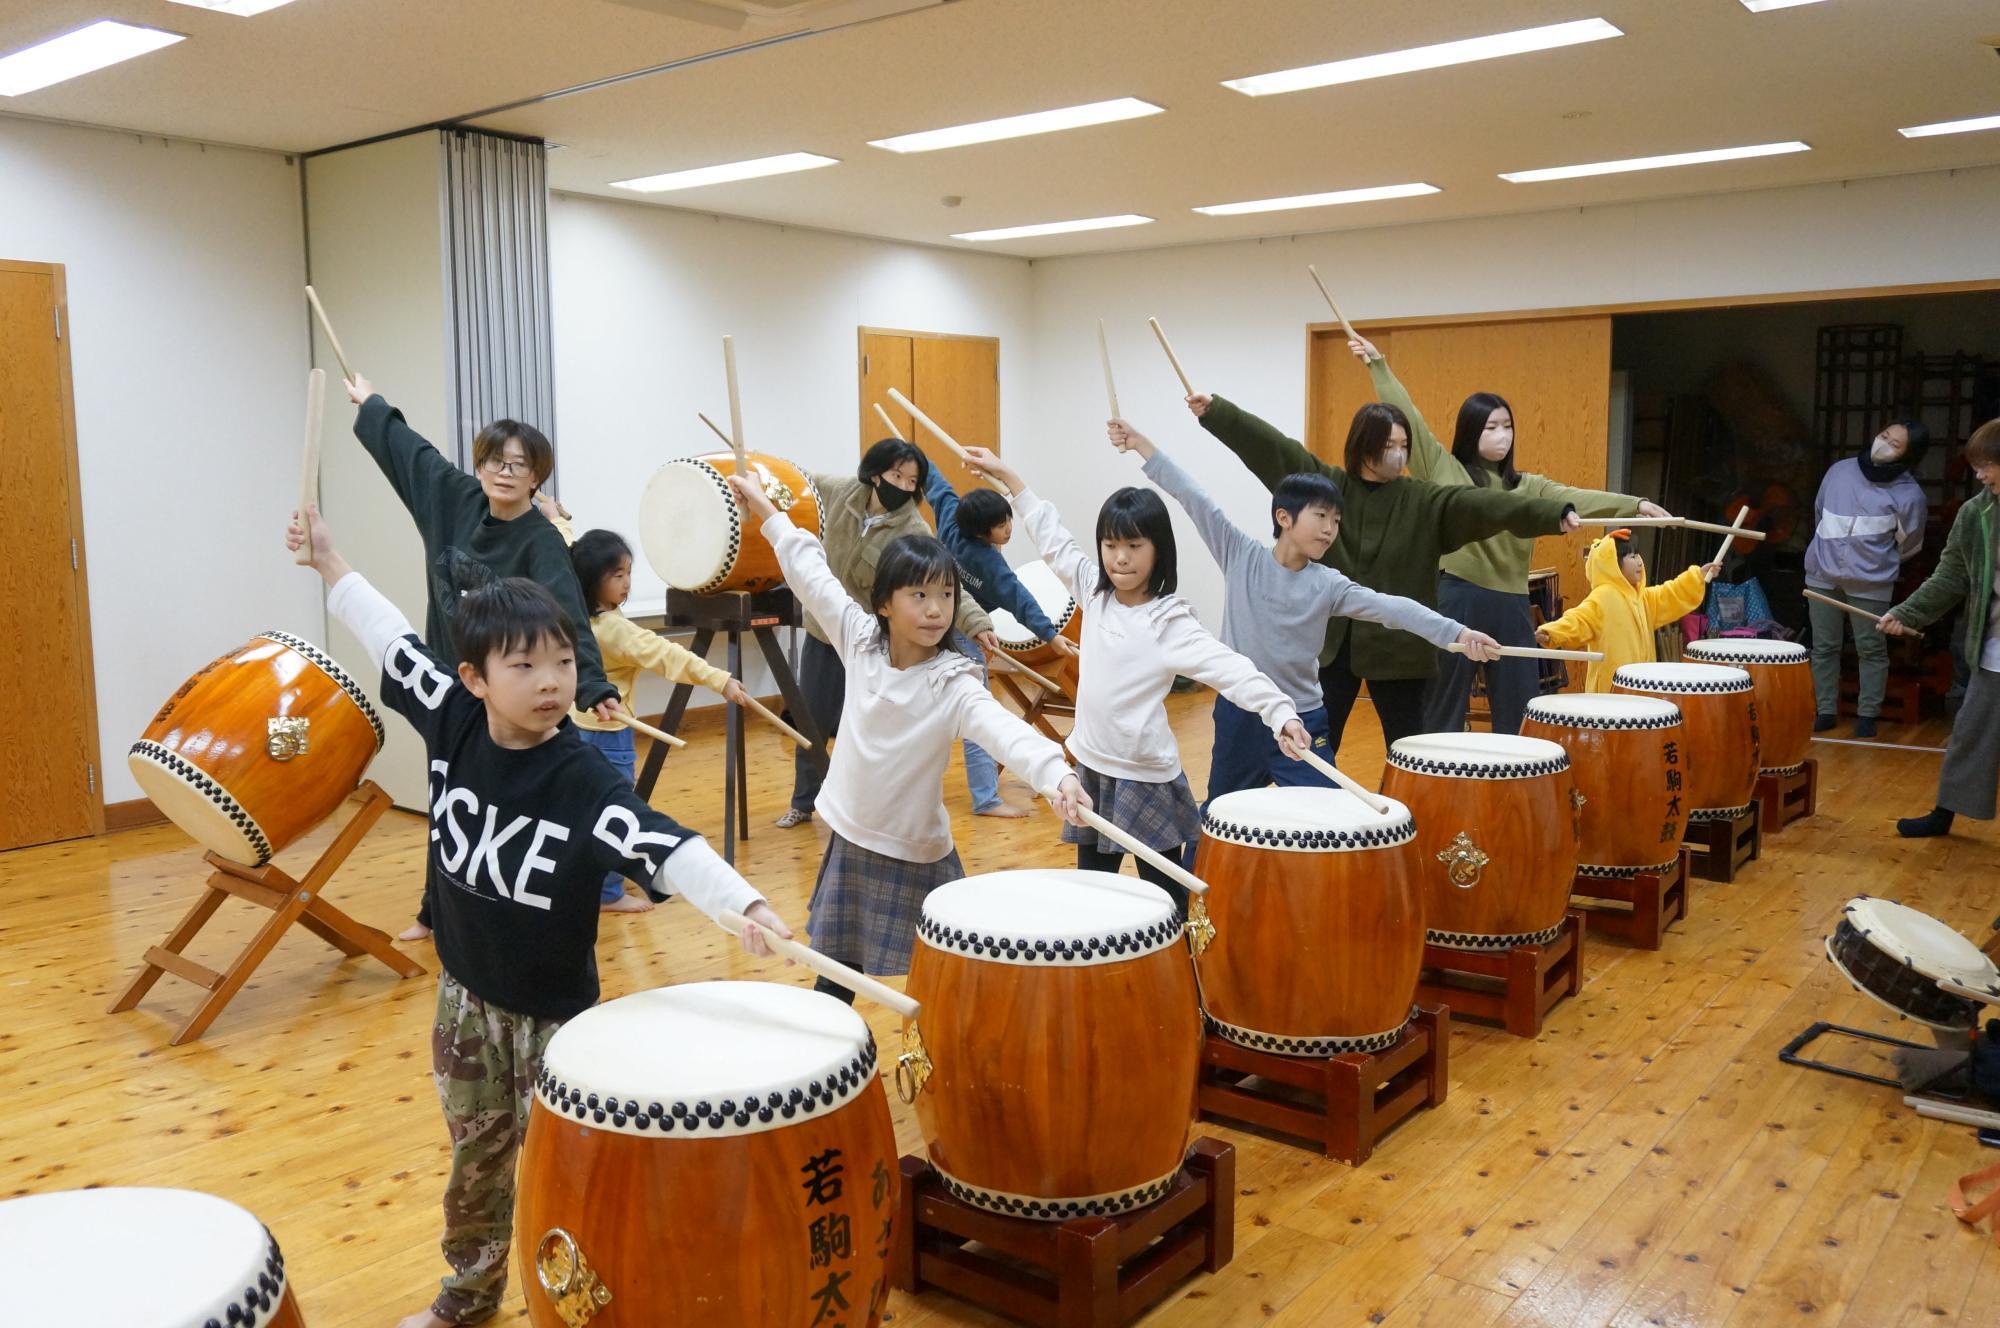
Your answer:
[1891,490,1995,666]
[1371,359,1640,594]
[1199,395,1573,680]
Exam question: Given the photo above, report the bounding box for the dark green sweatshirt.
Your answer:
[353,395,614,709]
[1198,395,1573,680]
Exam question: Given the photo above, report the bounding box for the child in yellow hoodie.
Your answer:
[1538,531,1721,691]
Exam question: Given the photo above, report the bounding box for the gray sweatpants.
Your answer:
[1807,585,1893,718]
[1937,667,2000,820]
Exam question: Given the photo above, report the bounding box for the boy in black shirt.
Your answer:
[288,504,791,1328]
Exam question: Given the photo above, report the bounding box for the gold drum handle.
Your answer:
[1436,831,1490,889]
[536,1228,612,1326]
[1184,894,1216,958]
[895,1020,933,1104]
[266,716,310,761]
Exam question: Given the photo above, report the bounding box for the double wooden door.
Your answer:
[858,329,1001,496]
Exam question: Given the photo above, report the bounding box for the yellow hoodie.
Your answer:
[1541,536,1710,691]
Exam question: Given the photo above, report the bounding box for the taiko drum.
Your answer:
[1522,694,1689,878]
[1682,638,1812,776]
[1613,662,1760,822]
[986,558,1083,671]
[640,451,823,595]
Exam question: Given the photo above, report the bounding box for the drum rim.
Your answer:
[1427,921,1565,950]
[643,456,824,595]
[1202,1007,1414,1057]
[1385,733,1569,780]
[1524,694,1683,730]
[1825,923,1985,1031]
[932,1163,1183,1221]
[259,629,387,750]
[919,871,1181,965]
[1683,638,1809,665]
[1612,662,1754,694]
[1841,896,2000,990]
[127,739,274,865]
[1200,787,1416,852]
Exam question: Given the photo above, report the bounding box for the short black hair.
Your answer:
[472,419,554,486]
[1613,536,1635,563]
[859,437,930,488]
[450,577,578,674]
[870,534,960,643]
[571,529,633,616]
[1094,486,1178,598]
[955,488,1014,544]
[1271,471,1343,538]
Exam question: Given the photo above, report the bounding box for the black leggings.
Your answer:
[1319,637,1430,763]
[813,976,856,1006]
[1075,842,1189,917]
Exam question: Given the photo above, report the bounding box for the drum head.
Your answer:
[1613,662,1752,694]
[1014,560,1076,632]
[1842,897,2000,990]
[920,869,1179,965]
[988,605,1040,648]
[641,459,734,591]
[1203,785,1415,851]
[127,741,272,865]
[1525,694,1681,730]
[1386,732,1568,777]
[0,1187,285,1324]
[537,981,875,1138]
[1684,638,1808,666]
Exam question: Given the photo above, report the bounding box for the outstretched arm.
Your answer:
[1193,394,1342,494]
[1120,424,1259,575]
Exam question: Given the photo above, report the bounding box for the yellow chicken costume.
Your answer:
[1541,532,1711,691]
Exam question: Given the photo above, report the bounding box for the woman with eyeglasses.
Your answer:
[343,374,619,941]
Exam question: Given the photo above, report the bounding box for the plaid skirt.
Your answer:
[807,832,965,977]
[1061,763,1200,855]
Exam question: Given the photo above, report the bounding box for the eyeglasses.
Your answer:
[481,456,533,477]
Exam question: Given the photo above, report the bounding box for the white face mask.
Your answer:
[1379,446,1408,475]
[1869,437,1902,464]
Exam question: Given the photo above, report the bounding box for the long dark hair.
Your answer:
[1343,402,1412,478]
[571,529,632,616]
[870,533,960,646]
[1453,392,1519,490]
[1093,487,1178,599]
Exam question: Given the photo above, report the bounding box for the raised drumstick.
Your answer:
[1296,748,1393,815]
[1711,507,1750,567]
[1097,319,1120,418]
[873,402,904,440]
[1148,316,1195,396]
[1803,588,1886,626]
[304,285,354,383]
[294,368,326,566]
[617,713,688,749]
[1306,264,1365,347]
[721,335,748,476]
[1449,642,1604,663]
[720,910,919,1017]
[885,387,1009,494]
[1572,515,1768,541]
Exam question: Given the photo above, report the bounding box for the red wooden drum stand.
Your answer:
[1569,851,1690,951]
[1683,806,1761,883]
[1418,911,1586,1039]
[1756,759,1819,834]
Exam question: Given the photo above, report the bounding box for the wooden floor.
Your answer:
[2,697,1996,1327]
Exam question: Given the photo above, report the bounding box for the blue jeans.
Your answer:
[579,726,637,903]
[953,632,1004,811]
[1205,699,1335,806]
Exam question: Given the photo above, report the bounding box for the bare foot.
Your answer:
[393,1309,453,1328]
[602,892,655,913]
[974,802,1030,819]
[397,921,432,942]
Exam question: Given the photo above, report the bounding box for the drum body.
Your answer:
[904,870,1201,1218]
[1522,694,1688,878]
[987,559,1082,669]
[1682,639,1812,775]
[1612,663,1759,821]
[640,451,823,595]
[1825,896,2000,1032]
[0,1186,302,1325]
[128,632,384,866]
[1380,734,1578,950]
[518,983,896,1328]
[1193,787,1422,1054]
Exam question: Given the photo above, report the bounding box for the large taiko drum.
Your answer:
[640,451,823,595]
[986,559,1082,670]
[0,1186,303,1325]
[1613,662,1759,822]
[518,982,896,1327]
[1192,786,1422,1054]
[1380,734,1578,950]
[1826,896,2000,1031]
[901,870,1201,1218]
[1682,638,1812,776]
[1522,694,1689,879]
[128,632,385,866]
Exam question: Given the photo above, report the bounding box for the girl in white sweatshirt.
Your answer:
[725,474,1090,995]
[962,448,1307,913]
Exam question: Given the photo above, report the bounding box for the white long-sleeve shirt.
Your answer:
[1012,487,1298,783]
[762,513,1073,862]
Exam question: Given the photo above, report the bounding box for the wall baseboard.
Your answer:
[103,797,167,832]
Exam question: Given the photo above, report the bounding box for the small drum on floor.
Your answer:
[1192,786,1422,1055]
[1522,694,1688,878]
[986,559,1082,669]
[1612,662,1760,822]
[128,633,385,866]
[518,981,897,1327]
[1379,733,1578,951]
[1826,897,2000,1031]
[0,1186,302,1326]
[1682,638,1812,776]
[901,870,1201,1218]
[640,451,823,595]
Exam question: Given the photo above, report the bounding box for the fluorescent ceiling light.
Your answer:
[1900,113,2000,139]
[610,152,838,193]
[161,0,300,15]
[0,20,183,97]
[1194,182,1439,217]
[870,97,1164,153]
[1500,140,1810,183]
[953,215,1154,243]
[1740,0,1830,11]
[1223,17,1621,97]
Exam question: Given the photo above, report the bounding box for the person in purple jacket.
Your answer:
[1803,420,1930,737]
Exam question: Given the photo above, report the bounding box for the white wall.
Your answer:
[547,192,1034,711]
[0,115,313,806]
[1022,165,2000,626]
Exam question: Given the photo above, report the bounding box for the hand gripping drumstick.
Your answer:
[1803,588,1887,626]
[720,910,919,1017]
[884,387,1010,494]
[1711,507,1751,567]
[1097,319,1120,418]
[294,368,326,566]
[986,650,1063,695]
[873,402,904,441]
[616,713,688,749]
[1447,642,1604,663]
[721,335,749,477]
[303,285,354,383]
[1295,748,1393,816]
[1306,264,1365,348]
[1148,317,1195,396]
[1572,515,1768,541]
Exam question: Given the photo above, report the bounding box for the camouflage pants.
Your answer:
[429,972,562,1324]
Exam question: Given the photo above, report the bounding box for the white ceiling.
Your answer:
[4,0,2000,258]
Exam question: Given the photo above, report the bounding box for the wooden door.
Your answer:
[1308,316,1614,682]
[858,329,999,504]
[0,262,102,848]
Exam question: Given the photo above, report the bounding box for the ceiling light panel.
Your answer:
[0,21,184,97]
[1899,114,2000,138]
[952,215,1154,243]
[1193,182,1439,216]
[161,0,301,15]
[1223,18,1622,97]
[1500,140,1811,183]
[1739,1,1831,12]
[869,97,1164,153]
[610,151,839,192]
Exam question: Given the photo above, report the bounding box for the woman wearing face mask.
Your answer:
[1190,389,1579,763]
[1802,420,1931,738]
[1347,338,1670,735]
[777,438,1002,828]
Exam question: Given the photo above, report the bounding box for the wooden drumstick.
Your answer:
[1306,264,1365,347]
[1448,642,1604,663]
[1148,316,1195,396]
[721,335,748,476]
[295,368,326,566]
[873,402,904,441]
[1803,588,1886,626]
[739,691,814,751]
[1296,748,1393,816]
[986,650,1063,695]
[1711,507,1750,567]
[303,285,354,383]
[617,713,688,749]
[1046,786,1209,898]
[884,387,1010,494]
[1097,319,1120,418]
[720,909,919,1018]
[698,411,734,448]
[1572,515,1768,541]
